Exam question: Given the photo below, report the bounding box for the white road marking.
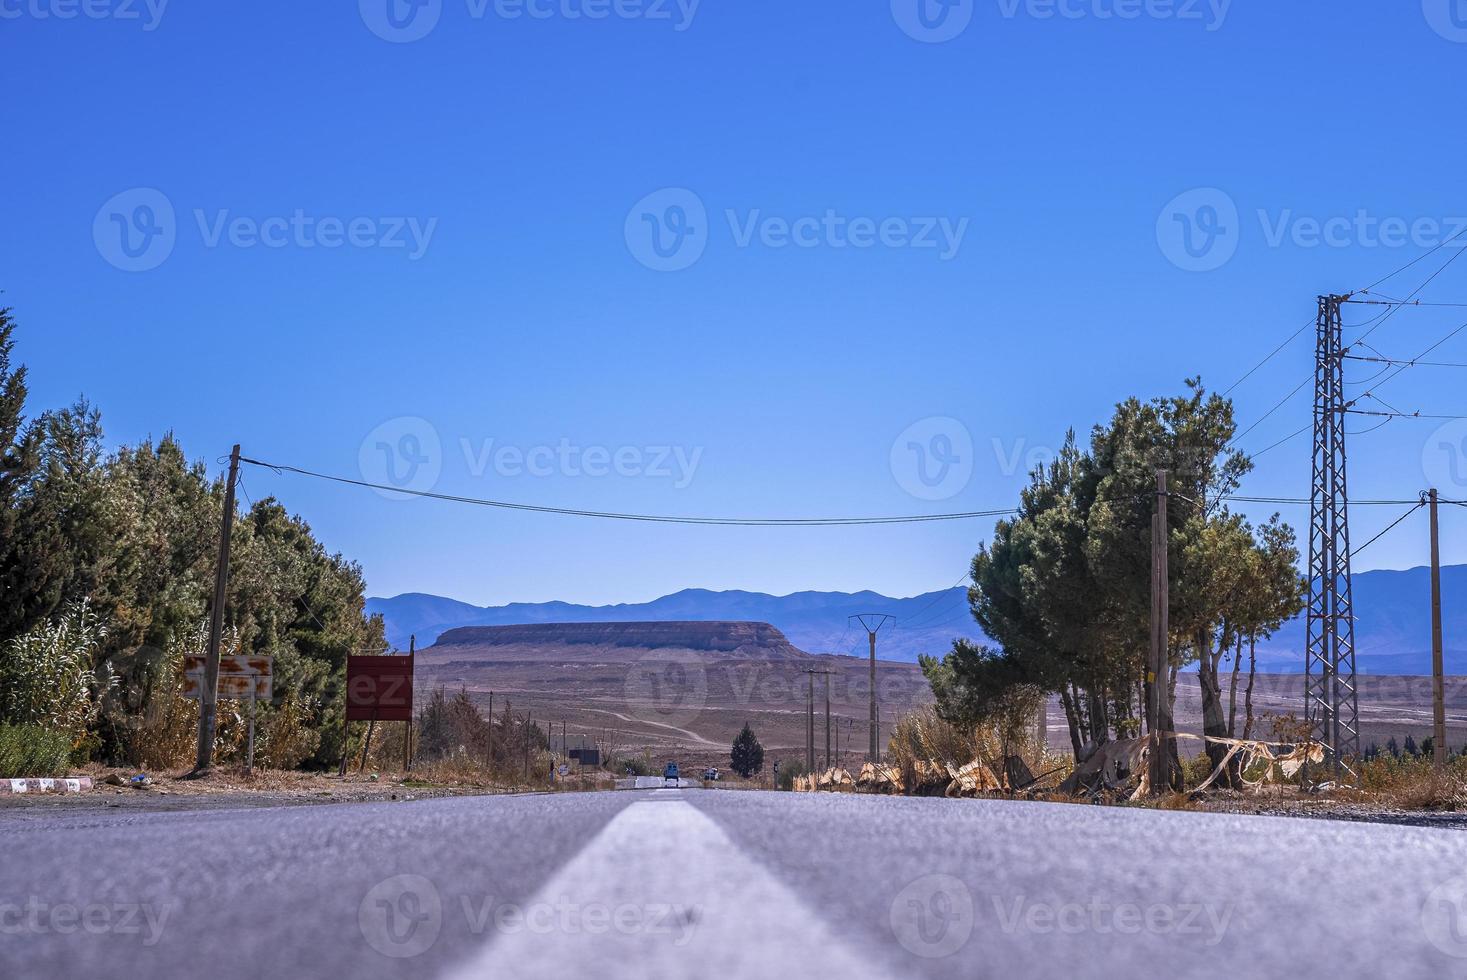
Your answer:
[444,800,894,979]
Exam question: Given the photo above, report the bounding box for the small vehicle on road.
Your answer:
[663,762,680,786]
[702,767,720,781]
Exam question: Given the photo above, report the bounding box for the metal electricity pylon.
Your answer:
[1304,293,1360,784]
[849,614,893,760]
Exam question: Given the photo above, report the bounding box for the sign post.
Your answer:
[345,648,415,774]
[184,654,272,774]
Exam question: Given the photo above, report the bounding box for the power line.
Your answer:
[1350,501,1425,560]
[1346,409,1467,421]
[1222,315,1315,396]
[1358,226,1467,294]
[1348,246,1467,346]
[240,457,1019,526]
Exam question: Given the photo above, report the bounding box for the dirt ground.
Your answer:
[0,764,572,817]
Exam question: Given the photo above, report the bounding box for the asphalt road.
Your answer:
[4,789,1467,978]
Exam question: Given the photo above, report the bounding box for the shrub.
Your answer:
[0,601,111,746]
[255,695,321,771]
[0,724,73,777]
[775,757,808,791]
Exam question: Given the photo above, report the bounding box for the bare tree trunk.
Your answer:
[1195,631,1233,789]
[1162,658,1184,791]
[1060,686,1084,761]
[1243,634,1258,740]
[1227,636,1242,738]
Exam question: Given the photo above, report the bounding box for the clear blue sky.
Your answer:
[5,1,1467,605]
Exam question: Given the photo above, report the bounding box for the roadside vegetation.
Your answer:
[0,307,385,775]
[918,379,1306,792]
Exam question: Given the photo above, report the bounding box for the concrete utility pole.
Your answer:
[805,669,834,773]
[806,671,815,774]
[194,444,241,775]
[850,614,893,761]
[1429,489,1447,772]
[1148,469,1171,795]
[824,672,832,770]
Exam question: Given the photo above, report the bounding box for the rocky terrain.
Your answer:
[413,621,933,769]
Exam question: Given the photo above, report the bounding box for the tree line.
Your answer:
[921,379,1306,788]
[0,306,387,770]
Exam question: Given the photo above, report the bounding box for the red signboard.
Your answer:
[346,653,414,722]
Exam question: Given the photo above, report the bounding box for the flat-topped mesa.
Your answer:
[429,620,809,660]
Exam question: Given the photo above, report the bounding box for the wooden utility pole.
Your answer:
[1430,489,1447,772]
[403,636,416,773]
[806,671,815,774]
[824,672,832,770]
[524,714,532,779]
[194,444,241,775]
[486,691,494,768]
[1148,469,1171,795]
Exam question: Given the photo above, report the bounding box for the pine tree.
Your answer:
[730,722,764,777]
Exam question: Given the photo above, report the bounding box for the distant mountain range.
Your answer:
[368,564,1467,674]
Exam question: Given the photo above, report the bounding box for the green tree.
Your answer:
[730,722,764,777]
[0,307,43,640]
[927,379,1305,789]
